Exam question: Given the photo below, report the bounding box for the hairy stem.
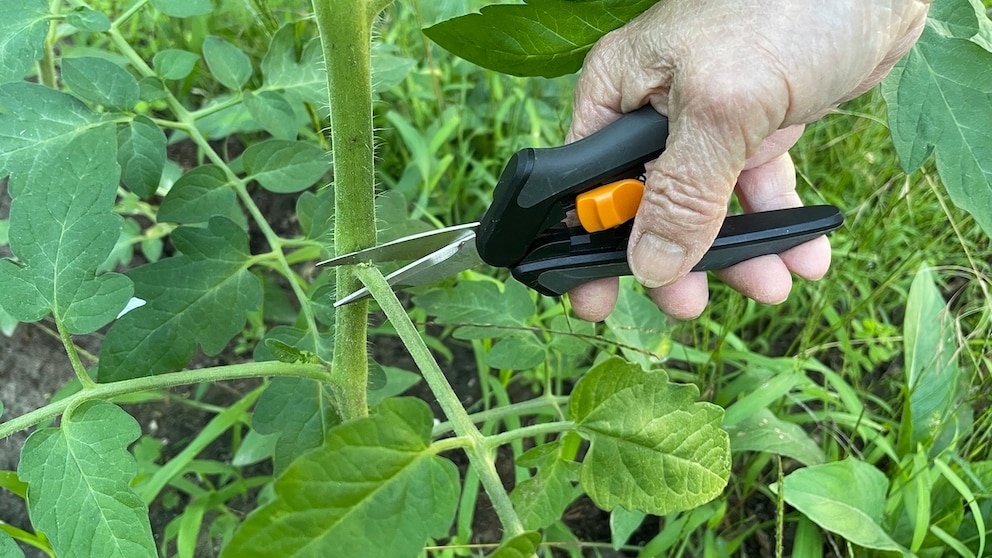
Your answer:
[312,0,389,421]
[356,264,526,538]
[56,319,95,390]
[0,362,332,442]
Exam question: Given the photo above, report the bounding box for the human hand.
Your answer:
[567,0,931,321]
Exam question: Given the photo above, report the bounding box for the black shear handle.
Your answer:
[510,205,844,297]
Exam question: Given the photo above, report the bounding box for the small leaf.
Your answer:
[487,335,545,370]
[414,279,535,339]
[137,77,167,102]
[223,398,459,558]
[203,35,252,90]
[0,0,48,83]
[611,507,647,551]
[261,23,326,105]
[367,366,422,407]
[242,139,331,193]
[62,56,140,110]
[118,116,166,198]
[153,49,200,80]
[570,358,730,515]
[243,90,298,140]
[0,530,24,558]
[0,125,133,334]
[295,188,334,242]
[98,217,261,380]
[725,407,825,466]
[158,165,236,224]
[149,0,212,18]
[491,532,542,558]
[263,338,308,364]
[18,401,156,558]
[424,0,657,78]
[775,458,909,555]
[66,7,112,32]
[510,440,582,531]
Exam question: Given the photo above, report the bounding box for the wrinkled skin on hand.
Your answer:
[567,0,931,321]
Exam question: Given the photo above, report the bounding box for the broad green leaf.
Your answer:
[260,24,327,105]
[0,530,24,558]
[775,458,909,555]
[424,0,657,78]
[0,0,48,83]
[152,49,200,80]
[605,279,674,369]
[242,139,331,193]
[487,335,545,370]
[149,0,212,18]
[158,165,236,224]
[66,7,111,32]
[203,35,252,90]
[295,188,335,242]
[62,56,139,110]
[491,532,542,558]
[0,127,133,334]
[98,217,261,381]
[243,90,298,140]
[882,21,992,237]
[570,358,730,515]
[414,279,536,339]
[928,0,992,51]
[118,116,166,198]
[903,267,961,452]
[610,507,646,551]
[18,401,155,558]
[725,407,825,466]
[510,440,582,531]
[231,429,279,467]
[222,398,459,558]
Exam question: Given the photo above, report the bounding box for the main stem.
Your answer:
[311,0,384,421]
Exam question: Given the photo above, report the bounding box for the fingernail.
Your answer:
[631,233,685,288]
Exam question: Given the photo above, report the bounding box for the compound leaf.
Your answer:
[149,0,212,18]
[222,398,459,558]
[570,358,730,515]
[158,165,236,224]
[117,116,166,198]
[98,217,261,381]
[18,401,155,558]
[0,124,133,333]
[775,458,909,555]
[203,35,252,90]
[883,15,992,237]
[423,0,657,78]
[61,56,139,110]
[0,0,48,84]
[242,139,331,193]
[414,279,535,340]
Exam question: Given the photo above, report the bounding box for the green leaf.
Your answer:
[149,0,212,18]
[152,49,200,80]
[62,56,140,110]
[570,358,730,515]
[243,90,298,140]
[203,35,252,90]
[414,279,535,339]
[223,398,459,558]
[158,165,236,224]
[605,279,675,369]
[0,530,24,558]
[0,0,48,83]
[261,23,327,105]
[882,21,992,237]
[725,407,826,466]
[137,76,168,102]
[117,116,166,198]
[0,125,133,334]
[98,217,261,381]
[510,440,582,531]
[775,458,909,555]
[903,267,960,452]
[242,139,331,193]
[66,7,112,32]
[18,401,156,558]
[423,0,657,78]
[295,187,335,242]
[610,507,646,550]
[928,0,992,51]
[491,532,542,558]
[487,335,546,370]
[368,366,422,407]
[0,219,8,246]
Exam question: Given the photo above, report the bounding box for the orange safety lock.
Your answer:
[575,179,645,233]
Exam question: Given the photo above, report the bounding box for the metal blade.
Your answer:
[317,222,480,267]
[334,230,483,306]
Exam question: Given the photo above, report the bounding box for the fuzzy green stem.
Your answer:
[38,1,60,88]
[312,0,389,421]
[56,319,96,390]
[356,264,526,538]
[0,362,332,442]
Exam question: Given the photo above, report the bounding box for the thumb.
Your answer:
[628,98,759,288]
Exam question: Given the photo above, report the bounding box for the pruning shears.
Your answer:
[320,106,844,305]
